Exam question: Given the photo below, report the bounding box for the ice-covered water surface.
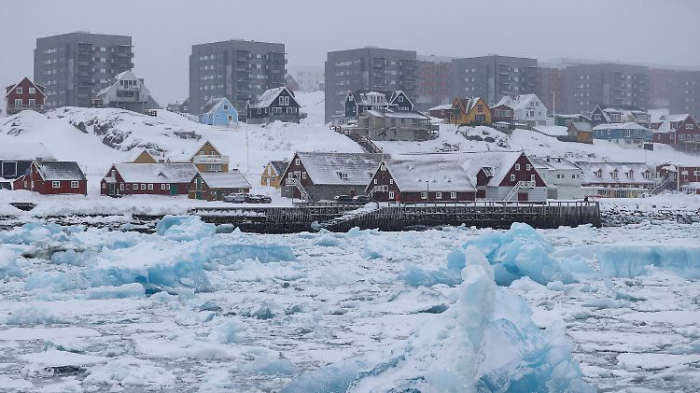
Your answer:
[0,217,699,392]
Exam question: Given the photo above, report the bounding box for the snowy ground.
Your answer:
[1,218,699,391]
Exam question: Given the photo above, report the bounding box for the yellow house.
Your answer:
[167,140,229,173]
[261,160,289,188]
[127,149,161,164]
[449,97,492,126]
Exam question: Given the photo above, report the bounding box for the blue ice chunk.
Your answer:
[399,263,461,288]
[85,283,145,299]
[597,245,700,279]
[314,235,341,247]
[50,249,95,266]
[25,271,90,292]
[209,319,245,344]
[0,222,68,245]
[208,242,296,264]
[0,248,24,278]
[156,216,216,241]
[6,306,65,325]
[241,351,296,376]
[446,250,466,271]
[280,360,364,393]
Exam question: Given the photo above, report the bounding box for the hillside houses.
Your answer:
[592,122,651,148]
[576,161,654,198]
[199,97,239,127]
[261,160,289,188]
[590,105,651,128]
[166,141,229,173]
[652,114,700,149]
[495,94,547,126]
[246,87,300,124]
[94,70,159,113]
[532,157,585,199]
[449,97,491,126]
[0,143,55,186]
[100,163,199,196]
[335,90,414,125]
[356,109,436,141]
[5,77,46,115]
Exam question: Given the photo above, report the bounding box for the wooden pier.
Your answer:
[191,201,601,234]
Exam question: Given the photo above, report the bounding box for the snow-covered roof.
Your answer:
[364,109,429,120]
[96,70,150,100]
[458,151,524,187]
[570,122,593,132]
[592,122,649,131]
[112,163,198,183]
[200,171,251,190]
[294,152,385,186]
[533,125,567,136]
[248,87,296,109]
[201,97,235,115]
[429,104,453,111]
[496,94,543,111]
[660,114,690,123]
[575,161,654,185]
[36,161,85,181]
[531,157,580,171]
[166,140,222,163]
[126,149,160,163]
[5,77,46,98]
[269,160,289,176]
[382,158,475,192]
[0,143,55,161]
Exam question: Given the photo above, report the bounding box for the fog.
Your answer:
[1,0,698,104]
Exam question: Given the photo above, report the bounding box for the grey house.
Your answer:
[279,152,387,202]
[35,32,133,109]
[94,70,159,113]
[189,40,286,116]
[325,47,418,124]
[356,109,436,141]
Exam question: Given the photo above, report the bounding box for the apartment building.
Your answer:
[288,65,324,92]
[559,63,651,114]
[325,47,418,123]
[416,55,452,111]
[34,32,133,109]
[448,55,538,106]
[189,40,286,116]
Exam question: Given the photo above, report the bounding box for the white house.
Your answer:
[575,161,655,198]
[496,94,547,126]
[94,70,159,113]
[531,157,585,199]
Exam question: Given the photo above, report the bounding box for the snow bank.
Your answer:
[285,249,593,392]
[598,245,700,279]
[5,306,65,325]
[208,319,245,344]
[84,356,176,388]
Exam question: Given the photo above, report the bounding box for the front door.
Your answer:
[109,183,116,195]
[170,184,178,196]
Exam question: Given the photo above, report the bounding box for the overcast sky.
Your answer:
[1,0,699,105]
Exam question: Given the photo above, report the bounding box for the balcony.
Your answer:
[192,155,229,166]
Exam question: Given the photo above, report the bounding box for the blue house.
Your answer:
[592,122,652,149]
[199,97,238,127]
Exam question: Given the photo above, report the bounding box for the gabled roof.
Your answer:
[575,161,654,185]
[5,77,46,98]
[453,97,486,114]
[248,87,297,109]
[96,70,151,100]
[347,90,396,106]
[388,90,414,108]
[201,97,236,115]
[429,104,453,111]
[458,151,524,187]
[199,171,251,189]
[495,94,544,111]
[35,161,85,181]
[111,163,198,183]
[570,122,593,132]
[363,109,430,120]
[126,149,160,163]
[0,143,55,161]
[166,140,223,162]
[269,160,289,176]
[531,157,581,171]
[290,152,385,186]
[381,158,476,192]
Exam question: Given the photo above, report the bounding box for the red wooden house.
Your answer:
[366,158,476,202]
[652,114,700,147]
[13,161,87,195]
[5,77,46,115]
[461,151,549,202]
[100,163,198,197]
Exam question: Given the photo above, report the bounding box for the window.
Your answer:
[279,96,285,106]
[14,99,22,107]
[148,184,154,190]
[389,191,395,200]
[594,114,601,120]
[515,164,520,170]
[28,87,36,94]
[398,96,404,102]
[451,192,457,199]
[28,99,36,107]
[257,108,262,114]
[52,181,60,188]
[436,192,442,200]
[223,104,229,110]
[373,179,378,184]
[166,184,171,190]
[421,191,428,199]
[526,164,531,171]
[530,175,536,182]
[510,174,516,182]
[228,115,233,121]
[71,181,79,189]
[389,179,394,185]
[380,164,386,171]
[141,184,146,190]
[295,158,300,166]
[612,171,618,179]
[16,87,23,94]
[161,184,166,190]
[302,172,307,179]
[687,124,694,130]
[132,183,137,190]
[120,184,124,191]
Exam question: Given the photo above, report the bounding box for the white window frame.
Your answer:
[70,181,79,189]
[515,163,520,170]
[450,192,457,199]
[295,158,300,166]
[687,124,694,130]
[421,191,428,200]
[29,87,36,94]
[388,191,395,200]
[389,179,394,185]
[435,192,442,200]
[302,172,307,179]
[16,87,23,94]
[166,184,171,190]
[526,164,531,171]
[531,174,536,182]
[141,184,146,190]
[510,174,516,182]
[161,184,166,190]
[52,181,60,188]
[148,184,154,190]
[373,179,378,184]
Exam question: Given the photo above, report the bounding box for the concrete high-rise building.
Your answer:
[416,55,452,111]
[288,65,325,92]
[34,32,133,109]
[668,70,700,119]
[449,55,538,105]
[189,40,286,116]
[325,47,418,123]
[537,67,562,114]
[559,63,651,114]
